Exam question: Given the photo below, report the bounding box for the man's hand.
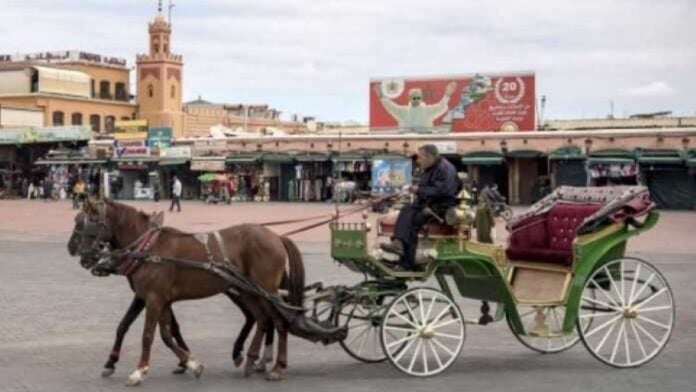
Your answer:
[445,81,457,97]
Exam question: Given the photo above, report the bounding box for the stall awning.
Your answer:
[294,153,329,163]
[331,151,371,162]
[587,157,635,165]
[226,153,261,164]
[506,149,544,159]
[111,157,159,163]
[461,151,504,165]
[687,158,696,167]
[261,153,294,164]
[549,145,586,161]
[158,159,189,166]
[35,159,107,165]
[636,149,683,165]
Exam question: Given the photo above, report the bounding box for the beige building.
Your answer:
[136,10,185,138]
[0,51,137,132]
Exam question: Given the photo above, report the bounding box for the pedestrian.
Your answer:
[43,177,54,201]
[73,179,86,209]
[169,174,182,212]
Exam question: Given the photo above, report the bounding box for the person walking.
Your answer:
[169,174,182,212]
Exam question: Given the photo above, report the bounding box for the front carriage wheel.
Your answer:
[380,288,465,377]
[577,258,674,368]
[508,304,589,354]
[335,295,393,363]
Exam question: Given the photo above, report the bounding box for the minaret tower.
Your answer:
[136,0,185,137]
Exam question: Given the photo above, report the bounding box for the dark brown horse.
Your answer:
[75,199,304,386]
[68,211,275,378]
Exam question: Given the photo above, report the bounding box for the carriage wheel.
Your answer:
[335,295,393,363]
[508,302,591,354]
[380,288,465,377]
[577,258,674,368]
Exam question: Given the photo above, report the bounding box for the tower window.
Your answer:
[147,84,154,98]
[170,85,176,99]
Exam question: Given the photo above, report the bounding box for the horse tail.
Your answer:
[280,236,304,307]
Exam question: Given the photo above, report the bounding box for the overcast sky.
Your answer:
[1,0,694,122]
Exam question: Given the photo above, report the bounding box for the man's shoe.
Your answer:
[380,240,404,256]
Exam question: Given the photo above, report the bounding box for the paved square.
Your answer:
[1,200,694,392]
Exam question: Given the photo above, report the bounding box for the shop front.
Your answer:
[332,150,373,197]
[260,153,294,201]
[291,152,332,202]
[158,146,192,199]
[190,157,226,200]
[638,149,694,210]
[225,153,263,201]
[461,151,509,201]
[549,145,587,188]
[110,157,159,199]
[586,149,638,186]
[506,149,548,205]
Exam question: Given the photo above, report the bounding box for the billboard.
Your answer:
[371,157,413,195]
[370,72,535,133]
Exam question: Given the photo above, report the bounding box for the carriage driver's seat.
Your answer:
[377,209,459,237]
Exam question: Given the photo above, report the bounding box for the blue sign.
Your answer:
[147,127,172,149]
[371,157,412,195]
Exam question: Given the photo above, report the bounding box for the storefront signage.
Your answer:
[148,127,172,149]
[114,140,150,158]
[113,132,148,141]
[193,139,227,155]
[0,126,92,145]
[190,159,226,171]
[160,146,191,159]
[114,120,148,141]
[0,51,127,67]
[371,157,413,195]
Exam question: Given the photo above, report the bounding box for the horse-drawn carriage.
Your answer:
[317,185,674,376]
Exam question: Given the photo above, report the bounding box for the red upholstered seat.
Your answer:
[506,203,601,266]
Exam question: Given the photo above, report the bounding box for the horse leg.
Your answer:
[243,300,270,377]
[158,306,204,379]
[103,296,145,378]
[160,307,189,375]
[262,323,275,366]
[264,305,288,381]
[125,300,162,387]
[228,293,255,367]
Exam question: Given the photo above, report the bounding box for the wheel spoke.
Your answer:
[593,316,620,352]
[579,311,616,319]
[582,296,620,312]
[429,303,454,327]
[633,319,661,346]
[609,320,626,363]
[393,333,419,362]
[591,278,621,308]
[432,336,455,357]
[637,305,672,313]
[636,315,671,330]
[384,324,417,333]
[387,331,418,349]
[418,292,426,323]
[629,319,648,359]
[605,266,625,306]
[586,313,623,338]
[628,263,642,307]
[402,298,421,328]
[428,340,443,369]
[348,321,370,330]
[433,331,462,340]
[422,338,429,374]
[623,319,631,365]
[391,308,419,329]
[423,294,438,327]
[431,317,461,330]
[634,288,668,310]
[408,339,423,373]
[356,325,370,355]
[347,323,371,346]
[630,273,655,306]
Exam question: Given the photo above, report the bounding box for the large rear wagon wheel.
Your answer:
[577,258,675,368]
[508,303,590,354]
[380,288,465,377]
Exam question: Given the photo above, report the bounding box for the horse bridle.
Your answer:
[80,201,115,259]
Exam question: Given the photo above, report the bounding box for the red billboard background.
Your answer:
[370,73,535,132]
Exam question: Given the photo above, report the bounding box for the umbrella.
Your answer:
[197,173,218,182]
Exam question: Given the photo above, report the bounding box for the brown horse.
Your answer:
[75,199,304,386]
[68,211,276,378]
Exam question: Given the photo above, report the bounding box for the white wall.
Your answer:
[0,107,44,127]
[0,69,32,95]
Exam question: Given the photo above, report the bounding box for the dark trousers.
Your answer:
[392,205,433,268]
[169,195,181,212]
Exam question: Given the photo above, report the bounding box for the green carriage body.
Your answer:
[330,211,660,335]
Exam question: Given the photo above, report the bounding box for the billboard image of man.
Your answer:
[373,81,457,132]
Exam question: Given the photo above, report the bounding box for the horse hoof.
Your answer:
[266,370,285,382]
[233,355,243,368]
[172,365,187,375]
[186,359,204,379]
[101,367,115,378]
[126,368,147,387]
[243,363,256,378]
[254,362,267,373]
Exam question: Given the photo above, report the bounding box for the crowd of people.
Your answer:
[12,166,101,208]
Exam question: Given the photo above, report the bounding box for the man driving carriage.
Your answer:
[380,144,461,269]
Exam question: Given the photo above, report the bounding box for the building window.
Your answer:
[99,81,111,99]
[115,82,127,101]
[121,116,131,121]
[147,84,154,98]
[105,116,116,133]
[90,114,101,133]
[163,43,169,53]
[170,85,176,99]
[52,111,65,126]
[71,113,83,125]
[90,79,95,98]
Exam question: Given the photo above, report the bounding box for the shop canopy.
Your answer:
[35,158,107,165]
[548,145,586,161]
[111,156,159,163]
[294,152,329,162]
[261,153,294,164]
[686,150,696,167]
[460,151,504,165]
[506,149,545,159]
[158,159,189,166]
[586,149,635,166]
[635,149,684,165]
[198,173,229,183]
[331,150,374,162]
[226,153,262,164]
